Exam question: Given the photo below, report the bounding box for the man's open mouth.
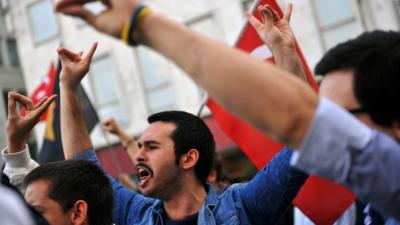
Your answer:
[136,164,153,187]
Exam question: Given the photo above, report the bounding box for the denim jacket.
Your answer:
[76,147,307,225]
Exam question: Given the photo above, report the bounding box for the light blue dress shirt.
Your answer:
[291,97,400,222]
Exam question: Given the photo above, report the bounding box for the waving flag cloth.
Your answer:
[206,0,355,224]
[22,63,57,121]
[38,61,99,163]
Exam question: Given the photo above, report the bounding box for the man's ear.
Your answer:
[70,200,88,225]
[180,149,200,170]
[392,121,400,141]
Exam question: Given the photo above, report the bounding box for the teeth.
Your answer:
[136,165,151,182]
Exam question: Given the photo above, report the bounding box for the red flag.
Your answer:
[207,0,355,224]
[28,63,57,121]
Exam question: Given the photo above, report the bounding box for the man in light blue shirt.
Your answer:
[247,5,400,222]
[291,31,400,222]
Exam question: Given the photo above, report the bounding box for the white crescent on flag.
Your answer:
[250,45,273,60]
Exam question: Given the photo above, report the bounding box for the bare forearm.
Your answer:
[60,85,93,159]
[273,47,308,82]
[136,12,318,148]
[116,128,138,161]
[116,127,131,145]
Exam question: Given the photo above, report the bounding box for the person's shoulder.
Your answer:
[0,185,34,225]
[367,129,400,152]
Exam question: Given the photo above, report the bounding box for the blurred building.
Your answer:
[244,0,400,70]
[0,0,26,166]
[3,0,400,175]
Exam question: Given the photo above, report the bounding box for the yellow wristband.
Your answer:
[125,5,152,46]
[137,7,151,22]
[121,21,131,44]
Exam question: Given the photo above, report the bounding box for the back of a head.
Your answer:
[148,111,216,185]
[24,160,113,225]
[315,31,400,75]
[315,30,400,127]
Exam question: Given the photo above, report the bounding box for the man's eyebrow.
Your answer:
[138,140,160,147]
[144,140,160,145]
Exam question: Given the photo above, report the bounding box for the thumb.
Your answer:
[83,42,98,65]
[283,3,293,22]
[32,95,56,119]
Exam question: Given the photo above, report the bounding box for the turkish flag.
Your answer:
[207,0,355,224]
[26,62,57,121]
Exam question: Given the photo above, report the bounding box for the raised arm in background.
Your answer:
[2,92,55,189]
[58,43,97,159]
[246,3,308,82]
[102,117,137,162]
[56,0,318,149]
[6,92,56,153]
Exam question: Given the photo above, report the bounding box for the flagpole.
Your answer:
[196,93,209,117]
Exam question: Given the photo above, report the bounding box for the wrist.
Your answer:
[272,46,299,62]
[114,126,124,135]
[60,81,78,92]
[121,4,152,46]
[271,44,296,55]
[7,141,27,154]
[59,71,83,91]
[122,138,134,149]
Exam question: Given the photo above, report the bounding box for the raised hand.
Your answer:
[6,92,56,153]
[58,42,97,90]
[55,0,137,38]
[246,3,295,51]
[102,117,121,135]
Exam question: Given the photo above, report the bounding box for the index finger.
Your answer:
[55,0,95,11]
[7,92,18,117]
[32,95,57,119]
[12,92,34,110]
[83,42,98,65]
[283,3,293,22]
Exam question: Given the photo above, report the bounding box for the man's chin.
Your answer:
[141,188,158,198]
[139,182,154,196]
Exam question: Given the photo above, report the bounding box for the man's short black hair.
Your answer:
[148,111,215,185]
[315,30,400,127]
[24,160,113,225]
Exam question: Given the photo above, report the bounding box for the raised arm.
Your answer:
[58,43,97,159]
[58,44,151,225]
[102,117,138,162]
[3,92,55,189]
[56,0,317,149]
[246,3,308,82]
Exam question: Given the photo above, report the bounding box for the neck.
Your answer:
[163,176,207,220]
